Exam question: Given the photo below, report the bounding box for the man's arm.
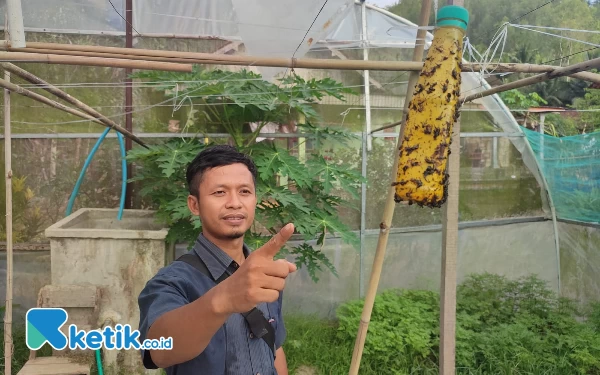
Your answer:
[274,347,289,375]
[143,224,297,368]
[145,285,230,368]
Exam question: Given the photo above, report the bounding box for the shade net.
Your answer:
[523,127,600,224]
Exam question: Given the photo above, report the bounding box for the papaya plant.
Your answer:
[127,67,365,282]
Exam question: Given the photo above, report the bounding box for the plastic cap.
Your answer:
[436,5,469,30]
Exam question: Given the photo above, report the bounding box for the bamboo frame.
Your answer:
[0,62,147,148]
[348,1,433,374]
[2,42,600,85]
[0,10,597,375]
[0,51,193,72]
[462,55,600,103]
[0,77,147,147]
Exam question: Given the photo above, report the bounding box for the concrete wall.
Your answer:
[5,220,599,326]
[281,220,560,319]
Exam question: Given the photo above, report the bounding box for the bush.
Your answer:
[327,273,600,374]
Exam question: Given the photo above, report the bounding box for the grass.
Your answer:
[0,322,53,373]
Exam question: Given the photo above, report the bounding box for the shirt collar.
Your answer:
[192,233,251,281]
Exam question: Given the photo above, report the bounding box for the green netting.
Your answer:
[523,127,600,224]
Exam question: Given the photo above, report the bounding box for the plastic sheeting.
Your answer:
[523,127,600,224]
[0,0,125,33]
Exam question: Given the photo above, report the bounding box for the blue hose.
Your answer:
[95,348,104,375]
[66,128,128,374]
[65,127,111,217]
[116,131,127,221]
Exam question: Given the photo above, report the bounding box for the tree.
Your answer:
[127,67,365,282]
[573,88,600,133]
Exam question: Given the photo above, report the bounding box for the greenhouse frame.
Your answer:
[1,0,599,374]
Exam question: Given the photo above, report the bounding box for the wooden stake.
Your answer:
[0,76,147,147]
[0,51,193,72]
[347,1,432,375]
[462,55,600,103]
[3,66,13,375]
[0,63,147,149]
[440,1,463,373]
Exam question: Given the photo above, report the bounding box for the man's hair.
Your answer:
[186,144,258,197]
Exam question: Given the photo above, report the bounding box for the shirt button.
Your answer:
[249,333,254,339]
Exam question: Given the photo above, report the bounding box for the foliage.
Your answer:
[389,0,600,136]
[127,68,364,282]
[499,89,547,113]
[573,88,600,133]
[328,273,600,374]
[0,175,44,242]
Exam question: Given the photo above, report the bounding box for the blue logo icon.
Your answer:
[26,308,172,351]
[26,308,69,350]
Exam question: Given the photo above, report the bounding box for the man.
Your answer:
[138,144,297,374]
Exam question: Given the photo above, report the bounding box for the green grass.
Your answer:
[0,322,53,373]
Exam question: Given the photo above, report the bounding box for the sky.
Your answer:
[365,0,399,9]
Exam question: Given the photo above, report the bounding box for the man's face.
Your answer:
[191,163,256,240]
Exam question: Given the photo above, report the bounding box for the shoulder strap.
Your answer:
[175,252,276,358]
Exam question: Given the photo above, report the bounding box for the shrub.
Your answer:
[331,273,600,375]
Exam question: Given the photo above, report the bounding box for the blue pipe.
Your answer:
[116,131,127,221]
[95,348,104,375]
[66,127,129,375]
[65,127,111,217]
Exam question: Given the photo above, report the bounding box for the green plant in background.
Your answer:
[319,273,600,374]
[0,175,43,242]
[573,87,600,134]
[127,67,364,282]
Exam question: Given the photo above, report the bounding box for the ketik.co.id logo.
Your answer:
[26,308,172,351]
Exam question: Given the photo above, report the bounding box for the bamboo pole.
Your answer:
[348,1,432,375]
[0,77,147,147]
[4,42,600,84]
[466,63,600,84]
[0,51,193,72]
[439,0,464,373]
[462,55,600,103]
[3,66,13,375]
[0,62,148,148]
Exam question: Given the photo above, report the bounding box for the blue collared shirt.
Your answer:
[137,233,286,375]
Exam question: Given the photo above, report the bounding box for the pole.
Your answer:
[462,55,600,103]
[0,77,147,147]
[3,64,13,375]
[0,63,146,149]
[348,1,432,374]
[362,0,372,152]
[440,1,463,374]
[125,0,133,209]
[0,51,193,72]
[5,0,25,48]
[4,43,600,83]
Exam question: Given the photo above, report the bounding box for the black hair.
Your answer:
[186,144,258,197]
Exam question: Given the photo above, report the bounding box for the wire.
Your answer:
[108,0,141,37]
[510,0,556,24]
[292,0,330,60]
[512,24,600,50]
[541,46,600,65]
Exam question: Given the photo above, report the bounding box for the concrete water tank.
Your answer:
[45,208,168,374]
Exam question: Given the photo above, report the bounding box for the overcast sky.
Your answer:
[366,0,400,9]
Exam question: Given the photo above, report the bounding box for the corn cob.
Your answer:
[394,26,465,208]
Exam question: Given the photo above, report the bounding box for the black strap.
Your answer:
[175,253,277,358]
